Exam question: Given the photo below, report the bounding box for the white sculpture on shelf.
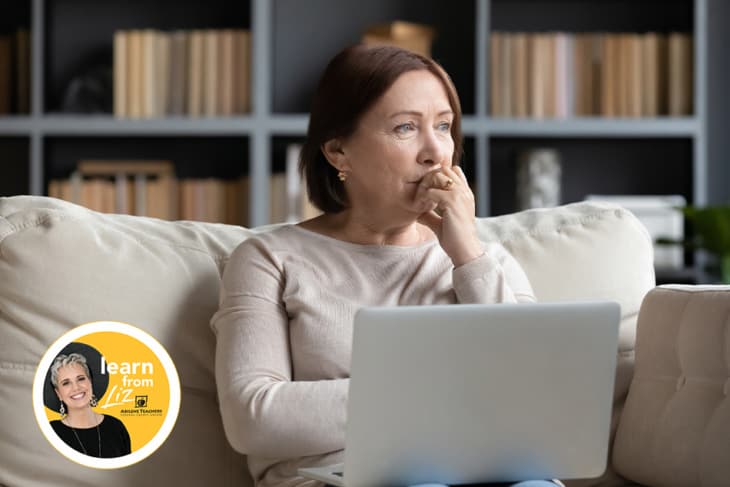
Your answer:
[516,148,562,210]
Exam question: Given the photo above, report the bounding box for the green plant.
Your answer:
[658,205,730,284]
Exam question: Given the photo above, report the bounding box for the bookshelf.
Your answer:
[0,0,728,228]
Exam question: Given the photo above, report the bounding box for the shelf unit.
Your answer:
[0,0,728,227]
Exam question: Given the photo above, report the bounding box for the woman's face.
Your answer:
[55,363,93,411]
[335,69,455,217]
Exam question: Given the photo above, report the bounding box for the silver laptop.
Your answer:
[299,301,620,487]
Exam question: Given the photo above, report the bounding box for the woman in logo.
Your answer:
[49,352,131,458]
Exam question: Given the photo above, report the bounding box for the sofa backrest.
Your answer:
[0,196,654,487]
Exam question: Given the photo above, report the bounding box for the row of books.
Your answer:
[0,29,30,115]
[490,32,693,118]
[113,29,251,119]
[46,148,321,225]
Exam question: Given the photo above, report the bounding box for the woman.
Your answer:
[50,352,131,458]
[212,44,549,487]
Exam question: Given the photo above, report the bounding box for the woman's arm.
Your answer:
[451,242,536,304]
[211,239,348,459]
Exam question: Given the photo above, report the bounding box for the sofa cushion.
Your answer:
[0,196,654,487]
[613,285,730,487]
[477,204,655,487]
[0,195,255,487]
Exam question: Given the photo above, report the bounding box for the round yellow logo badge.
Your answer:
[33,321,181,469]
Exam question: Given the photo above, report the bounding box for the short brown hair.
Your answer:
[300,44,464,214]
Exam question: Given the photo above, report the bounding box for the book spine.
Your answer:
[114,30,128,118]
[203,30,219,117]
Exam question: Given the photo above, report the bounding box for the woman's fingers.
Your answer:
[420,170,455,191]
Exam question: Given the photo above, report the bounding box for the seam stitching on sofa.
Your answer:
[0,213,81,256]
[0,361,37,372]
[676,295,691,377]
[661,286,730,294]
[723,311,730,378]
[494,208,647,245]
[0,212,233,263]
[0,216,14,242]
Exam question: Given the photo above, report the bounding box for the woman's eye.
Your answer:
[394,123,415,134]
[437,121,451,131]
[78,376,86,381]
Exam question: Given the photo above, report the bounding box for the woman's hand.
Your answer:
[414,165,484,267]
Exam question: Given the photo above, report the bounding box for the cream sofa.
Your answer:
[0,195,724,487]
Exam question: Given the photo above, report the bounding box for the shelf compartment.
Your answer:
[44,135,248,181]
[44,136,250,223]
[44,0,252,114]
[0,137,30,196]
[490,0,693,33]
[272,0,476,114]
[488,136,693,216]
[0,2,31,116]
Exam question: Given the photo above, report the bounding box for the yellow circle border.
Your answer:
[32,321,181,469]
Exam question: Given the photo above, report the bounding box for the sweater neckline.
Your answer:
[288,224,439,253]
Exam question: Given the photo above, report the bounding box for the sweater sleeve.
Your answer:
[210,238,348,459]
[452,242,536,304]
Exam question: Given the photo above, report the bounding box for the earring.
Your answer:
[59,402,65,417]
[337,170,348,182]
[90,394,98,407]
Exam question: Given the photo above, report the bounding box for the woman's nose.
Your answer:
[417,128,447,166]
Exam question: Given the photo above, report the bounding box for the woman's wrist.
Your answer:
[449,239,484,268]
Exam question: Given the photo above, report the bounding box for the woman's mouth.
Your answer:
[69,392,86,400]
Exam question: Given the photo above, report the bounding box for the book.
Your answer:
[489,32,502,117]
[668,32,692,116]
[554,32,571,118]
[219,30,235,117]
[187,30,205,117]
[573,33,592,116]
[530,34,546,118]
[156,32,171,118]
[141,29,158,119]
[203,30,219,117]
[113,30,128,118]
[499,32,512,117]
[233,30,251,114]
[226,176,249,226]
[168,31,188,116]
[512,33,529,118]
[128,30,144,119]
[600,34,617,117]
[545,33,556,117]
[628,33,642,118]
[77,160,174,176]
[77,160,175,218]
[641,33,660,117]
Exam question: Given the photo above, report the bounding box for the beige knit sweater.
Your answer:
[211,225,535,487]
